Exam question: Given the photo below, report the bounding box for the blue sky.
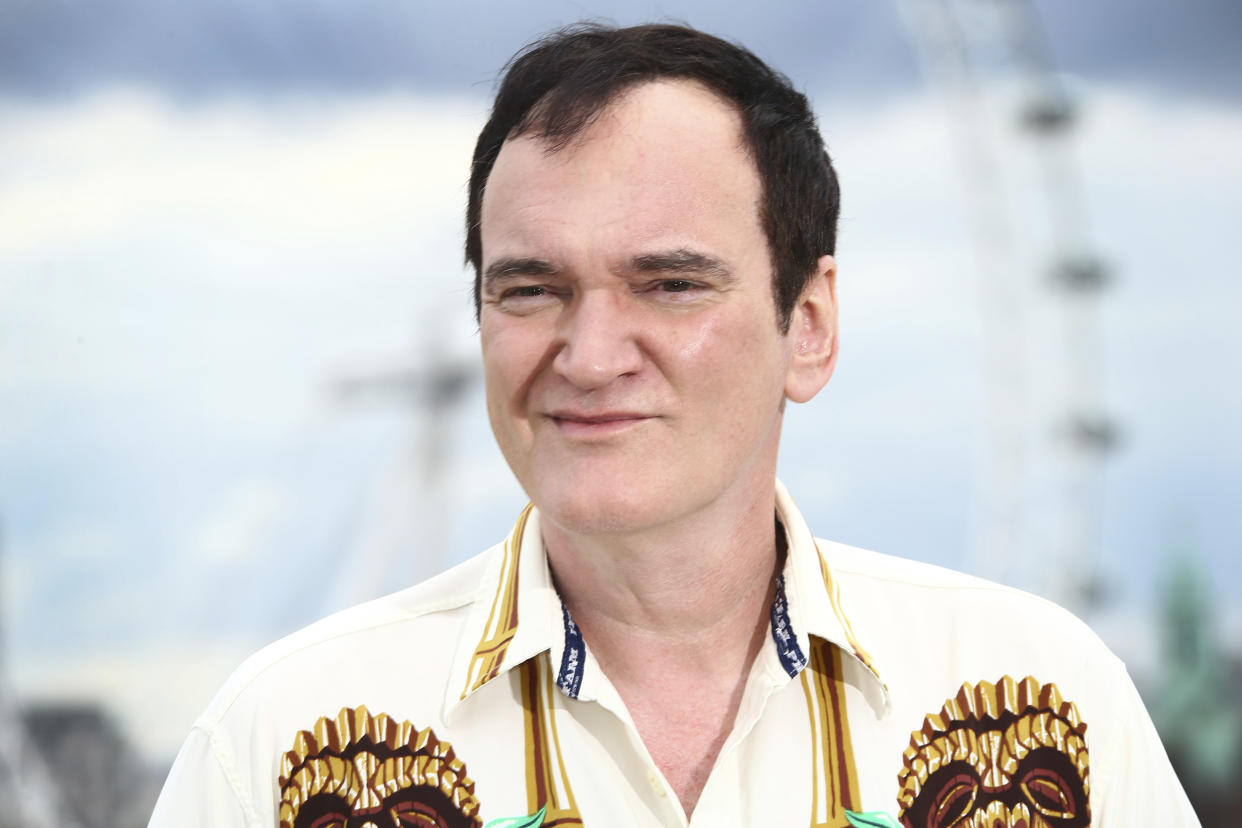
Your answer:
[2,0,1240,763]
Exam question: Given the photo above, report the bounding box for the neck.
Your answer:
[541,484,785,819]
[542,483,781,668]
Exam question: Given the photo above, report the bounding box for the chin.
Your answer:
[529,477,682,537]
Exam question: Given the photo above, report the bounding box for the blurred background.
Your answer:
[1,0,1239,824]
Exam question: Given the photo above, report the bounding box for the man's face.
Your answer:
[478,80,810,536]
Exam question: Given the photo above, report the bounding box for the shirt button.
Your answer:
[647,769,666,797]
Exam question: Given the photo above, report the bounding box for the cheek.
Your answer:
[481,324,547,405]
[674,311,732,362]
[672,309,788,394]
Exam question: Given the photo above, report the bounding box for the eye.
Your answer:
[393,803,446,827]
[1012,746,1088,823]
[502,285,550,299]
[306,818,347,828]
[1019,766,1077,820]
[641,278,706,302]
[493,283,565,314]
[387,793,452,828]
[927,773,978,828]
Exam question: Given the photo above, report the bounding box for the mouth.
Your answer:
[545,410,654,436]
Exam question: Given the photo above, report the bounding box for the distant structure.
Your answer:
[0,690,82,828]
[21,702,158,828]
[1153,550,1242,820]
[327,309,479,609]
[0,516,83,827]
[899,0,1117,611]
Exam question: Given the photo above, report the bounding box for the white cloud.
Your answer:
[0,88,485,417]
[2,522,125,628]
[0,89,485,257]
[189,478,292,565]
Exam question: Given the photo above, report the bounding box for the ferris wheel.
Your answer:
[897,0,1118,612]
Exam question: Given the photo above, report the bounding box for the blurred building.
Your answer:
[1152,552,1242,826]
[14,702,161,828]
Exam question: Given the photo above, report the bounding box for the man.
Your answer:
[152,23,1198,827]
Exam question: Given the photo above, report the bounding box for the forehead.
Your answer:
[480,80,766,264]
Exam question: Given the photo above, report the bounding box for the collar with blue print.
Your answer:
[553,571,810,700]
[450,490,885,714]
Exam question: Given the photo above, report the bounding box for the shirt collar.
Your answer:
[773,480,887,696]
[444,481,886,720]
[445,503,562,721]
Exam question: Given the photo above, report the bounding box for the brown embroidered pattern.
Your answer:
[897,676,1090,828]
[278,706,482,828]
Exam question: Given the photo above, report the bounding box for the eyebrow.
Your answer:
[630,249,735,282]
[482,248,735,286]
[483,257,560,286]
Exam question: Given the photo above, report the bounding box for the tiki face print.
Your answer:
[897,677,1090,828]
[278,707,482,828]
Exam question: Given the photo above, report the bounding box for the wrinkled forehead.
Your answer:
[480,80,763,254]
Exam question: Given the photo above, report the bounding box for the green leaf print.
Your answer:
[482,804,546,828]
[844,809,903,828]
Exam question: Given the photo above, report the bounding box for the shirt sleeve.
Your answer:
[1091,660,1202,827]
[149,725,262,827]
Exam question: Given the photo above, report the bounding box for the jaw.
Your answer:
[523,409,786,543]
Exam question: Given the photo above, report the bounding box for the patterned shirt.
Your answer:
[151,482,1199,827]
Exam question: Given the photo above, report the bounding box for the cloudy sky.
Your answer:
[2,0,1240,766]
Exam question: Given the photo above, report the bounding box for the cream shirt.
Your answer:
[151,483,1199,827]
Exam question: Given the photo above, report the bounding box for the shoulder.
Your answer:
[820,538,1090,628]
[196,548,495,728]
[822,539,1018,591]
[815,538,1126,692]
[816,542,1201,825]
[155,546,511,824]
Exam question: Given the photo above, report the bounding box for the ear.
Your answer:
[784,255,838,404]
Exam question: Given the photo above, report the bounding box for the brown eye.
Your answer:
[504,285,549,298]
[1020,766,1077,819]
[391,800,449,827]
[307,815,348,828]
[928,772,978,828]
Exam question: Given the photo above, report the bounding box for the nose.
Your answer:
[551,288,644,390]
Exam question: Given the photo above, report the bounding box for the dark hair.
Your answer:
[465,22,839,332]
